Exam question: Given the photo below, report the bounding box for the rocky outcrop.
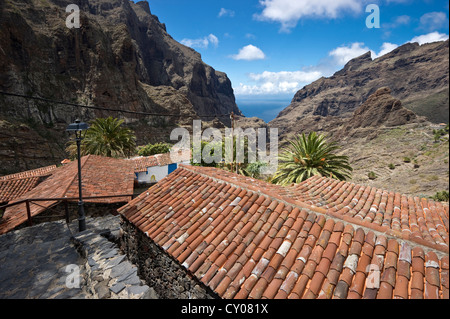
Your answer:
[0,0,242,173]
[270,40,449,141]
[345,87,417,128]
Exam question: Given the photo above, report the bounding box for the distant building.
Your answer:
[0,155,135,235]
[130,150,191,185]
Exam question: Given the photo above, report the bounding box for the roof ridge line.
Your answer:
[180,165,449,257]
[61,155,91,199]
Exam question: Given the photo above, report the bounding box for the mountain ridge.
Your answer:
[0,0,241,173]
[270,39,449,141]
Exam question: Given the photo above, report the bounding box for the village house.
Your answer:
[130,151,191,185]
[0,151,191,233]
[1,157,448,299]
[118,164,449,299]
[0,155,135,235]
[0,165,57,206]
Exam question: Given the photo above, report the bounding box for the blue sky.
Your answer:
[143,0,448,119]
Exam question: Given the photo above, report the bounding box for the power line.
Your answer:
[0,91,234,119]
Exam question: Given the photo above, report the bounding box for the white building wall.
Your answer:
[135,161,191,184]
[136,165,168,184]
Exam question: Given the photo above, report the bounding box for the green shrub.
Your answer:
[388,163,395,170]
[368,171,377,180]
[138,142,171,156]
[427,175,439,182]
[430,191,449,202]
[403,157,411,163]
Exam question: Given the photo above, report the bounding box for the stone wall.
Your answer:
[11,202,126,232]
[119,217,218,299]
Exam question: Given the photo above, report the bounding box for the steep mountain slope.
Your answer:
[270,40,449,141]
[273,86,448,198]
[0,0,241,173]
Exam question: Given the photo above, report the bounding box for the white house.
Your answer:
[131,151,191,185]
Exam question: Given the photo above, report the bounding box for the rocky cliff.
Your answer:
[0,0,241,173]
[270,40,449,141]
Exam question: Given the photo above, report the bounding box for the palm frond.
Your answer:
[272,132,352,185]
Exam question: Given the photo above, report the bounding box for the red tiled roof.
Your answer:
[0,155,135,235]
[0,176,42,203]
[132,156,159,173]
[130,150,191,173]
[289,175,449,250]
[118,165,449,299]
[0,165,57,181]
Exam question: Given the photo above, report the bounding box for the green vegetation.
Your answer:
[191,136,253,170]
[388,163,396,170]
[239,161,268,179]
[404,89,449,124]
[430,191,449,202]
[433,124,449,143]
[368,171,377,180]
[403,157,411,163]
[272,132,352,185]
[66,117,136,158]
[191,140,223,168]
[137,142,171,156]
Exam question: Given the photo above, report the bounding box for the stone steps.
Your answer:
[0,215,157,299]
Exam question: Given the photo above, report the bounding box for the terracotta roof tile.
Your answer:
[0,165,58,203]
[291,176,449,252]
[0,176,42,203]
[130,151,191,173]
[0,165,57,181]
[0,155,134,235]
[118,165,449,299]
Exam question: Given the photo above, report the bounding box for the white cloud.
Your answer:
[230,45,266,61]
[248,70,322,83]
[180,34,219,49]
[234,70,322,95]
[218,8,235,18]
[328,41,402,65]
[328,42,371,65]
[255,0,363,32]
[234,35,448,96]
[418,12,448,32]
[409,31,449,45]
[382,15,411,29]
[373,42,399,58]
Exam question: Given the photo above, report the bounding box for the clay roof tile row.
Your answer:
[0,155,135,235]
[0,165,57,181]
[130,151,191,173]
[118,165,449,299]
[0,176,42,203]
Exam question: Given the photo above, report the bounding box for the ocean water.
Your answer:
[236,99,291,123]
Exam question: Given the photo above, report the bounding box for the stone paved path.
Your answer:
[0,215,156,299]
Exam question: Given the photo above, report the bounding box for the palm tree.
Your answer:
[66,117,136,158]
[272,132,352,185]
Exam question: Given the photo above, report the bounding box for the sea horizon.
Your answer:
[235,98,291,123]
